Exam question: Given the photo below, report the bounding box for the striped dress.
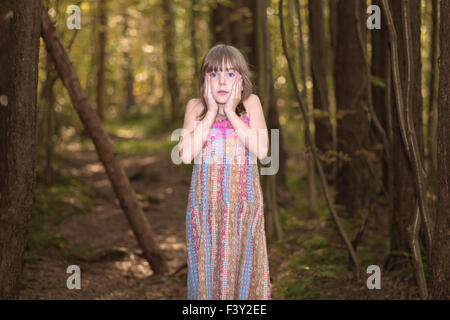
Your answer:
[186,113,271,300]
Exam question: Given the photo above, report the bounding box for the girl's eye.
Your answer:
[228,73,235,77]
[210,72,217,77]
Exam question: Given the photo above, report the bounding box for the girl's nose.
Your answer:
[219,72,226,85]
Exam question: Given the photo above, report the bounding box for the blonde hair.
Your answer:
[198,44,253,120]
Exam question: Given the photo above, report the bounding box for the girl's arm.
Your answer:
[178,99,216,164]
[226,94,269,160]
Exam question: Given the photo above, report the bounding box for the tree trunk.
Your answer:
[96,0,107,121]
[294,0,317,214]
[309,0,333,146]
[333,0,374,217]
[40,8,169,275]
[0,0,41,299]
[426,0,439,185]
[254,0,284,242]
[211,2,232,45]
[190,0,200,94]
[371,0,389,193]
[308,0,333,192]
[211,0,255,70]
[429,0,450,299]
[122,9,135,112]
[383,0,424,271]
[161,0,181,122]
[40,53,58,185]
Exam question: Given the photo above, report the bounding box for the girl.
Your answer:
[178,44,271,300]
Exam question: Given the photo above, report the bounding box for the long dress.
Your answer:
[186,113,271,300]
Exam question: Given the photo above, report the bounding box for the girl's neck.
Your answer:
[217,104,226,116]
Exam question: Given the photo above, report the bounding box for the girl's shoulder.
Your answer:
[242,94,261,114]
[186,98,204,116]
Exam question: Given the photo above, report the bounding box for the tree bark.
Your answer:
[382,0,427,271]
[333,0,374,217]
[161,0,181,122]
[211,2,232,45]
[96,0,107,121]
[426,0,439,184]
[430,0,450,299]
[371,0,389,193]
[308,0,333,162]
[122,9,135,112]
[40,8,168,275]
[0,0,41,299]
[190,0,200,94]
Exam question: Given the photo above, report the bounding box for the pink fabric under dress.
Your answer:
[186,113,271,300]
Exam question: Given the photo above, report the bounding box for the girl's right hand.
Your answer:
[204,74,218,115]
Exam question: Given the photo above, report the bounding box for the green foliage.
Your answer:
[27,173,92,251]
[303,236,328,250]
[114,138,176,156]
[275,246,348,299]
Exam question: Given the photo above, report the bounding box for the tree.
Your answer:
[0,0,41,299]
[96,0,107,121]
[333,0,374,217]
[371,0,390,215]
[430,0,450,299]
[40,8,168,275]
[383,0,425,271]
[161,0,181,122]
[308,0,333,169]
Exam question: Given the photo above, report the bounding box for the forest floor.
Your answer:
[18,130,422,300]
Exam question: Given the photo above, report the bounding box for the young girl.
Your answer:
[178,44,271,300]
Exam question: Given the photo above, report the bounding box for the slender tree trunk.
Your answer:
[371,0,393,229]
[371,0,389,192]
[329,0,338,55]
[40,53,58,185]
[426,0,439,184]
[382,0,426,271]
[307,0,335,213]
[255,0,283,242]
[190,0,200,95]
[122,9,135,112]
[96,0,107,121]
[296,0,317,215]
[333,0,373,217]
[430,0,450,299]
[211,2,232,45]
[161,0,181,122]
[40,9,168,274]
[0,0,41,299]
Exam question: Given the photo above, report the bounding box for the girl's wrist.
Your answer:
[205,109,217,121]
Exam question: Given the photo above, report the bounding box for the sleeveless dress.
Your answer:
[186,113,271,300]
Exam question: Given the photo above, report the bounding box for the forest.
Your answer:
[0,0,448,300]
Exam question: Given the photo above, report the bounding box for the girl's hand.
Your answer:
[204,74,219,115]
[224,75,242,116]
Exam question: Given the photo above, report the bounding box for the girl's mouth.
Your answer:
[218,90,228,95]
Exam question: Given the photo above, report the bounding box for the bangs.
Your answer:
[203,46,242,74]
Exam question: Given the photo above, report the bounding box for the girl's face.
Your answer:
[207,61,241,105]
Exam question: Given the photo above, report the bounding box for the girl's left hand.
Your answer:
[224,76,243,115]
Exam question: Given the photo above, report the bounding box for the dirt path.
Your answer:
[19,149,191,299]
[18,148,420,300]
